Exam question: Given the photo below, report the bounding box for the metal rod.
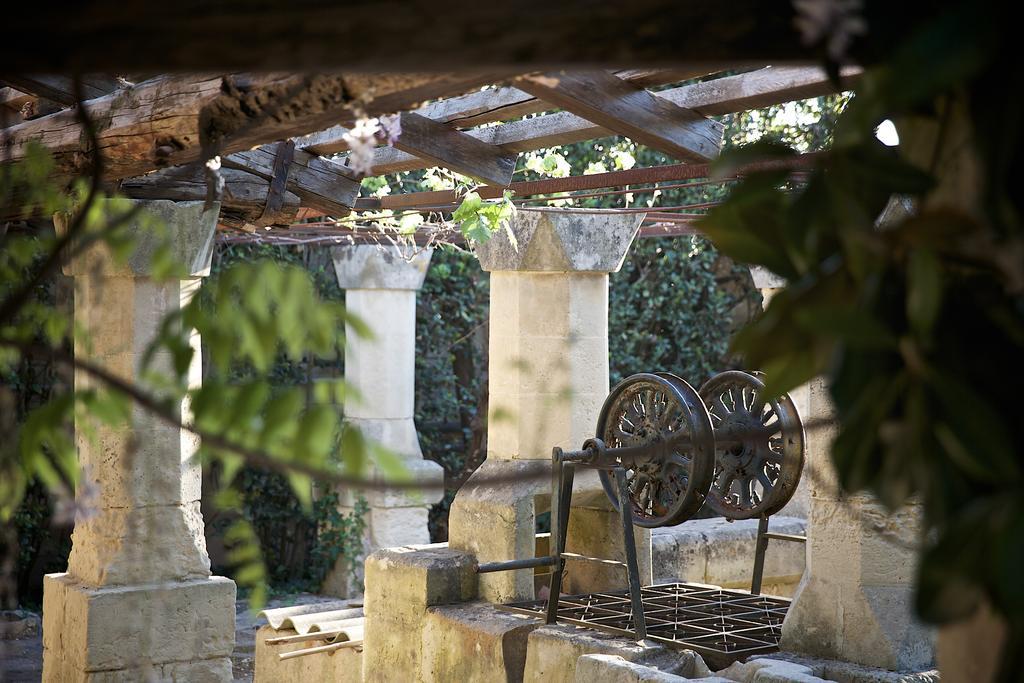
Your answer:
[560,552,626,567]
[764,532,806,543]
[279,639,363,661]
[477,556,556,573]
[546,457,575,625]
[750,515,770,596]
[615,466,647,640]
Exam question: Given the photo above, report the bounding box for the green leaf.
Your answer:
[906,249,942,338]
[710,140,797,180]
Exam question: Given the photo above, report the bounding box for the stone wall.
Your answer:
[652,517,806,597]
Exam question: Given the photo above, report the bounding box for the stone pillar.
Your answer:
[43,200,236,682]
[780,377,933,670]
[326,245,443,589]
[449,208,650,603]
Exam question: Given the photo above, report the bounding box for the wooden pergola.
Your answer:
[1,66,857,235]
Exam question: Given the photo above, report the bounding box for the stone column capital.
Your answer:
[55,198,219,278]
[474,208,642,274]
[749,265,786,290]
[331,244,433,290]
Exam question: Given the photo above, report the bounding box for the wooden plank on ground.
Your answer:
[391,112,517,186]
[515,70,723,162]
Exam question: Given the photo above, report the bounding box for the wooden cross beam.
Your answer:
[337,66,859,178]
[120,166,301,229]
[392,112,517,187]
[515,70,724,162]
[222,148,359,217]
[293,67,720,156]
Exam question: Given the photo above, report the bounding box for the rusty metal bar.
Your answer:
[477,556,556,573]
[364,152,821,211]
[750,516,770,596]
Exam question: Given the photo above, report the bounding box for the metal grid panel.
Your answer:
[499,582,789,668]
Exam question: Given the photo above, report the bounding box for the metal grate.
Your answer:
[499,582,790,668]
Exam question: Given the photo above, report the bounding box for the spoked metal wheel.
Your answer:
[597,373,715,528]
[698,371,804,519]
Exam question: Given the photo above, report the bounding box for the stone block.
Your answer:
[448,460,549,602]
[57,199,219,278]
[574,654,706,682]
[332,244,432,290]
[362,544,476,681]
[650,517,806,595]
[254,625,362,683]
[563,502,652,595]
[42,573,235,680]
[522,624,693,682]
[421,602,539,682]
[750,653,939,683]
[782,560,933,671]
[367,506,432,549]
[66,501,211,586]
[474,209,641,273]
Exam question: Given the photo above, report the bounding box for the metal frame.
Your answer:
[500,582,790,669]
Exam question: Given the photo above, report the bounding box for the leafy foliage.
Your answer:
[697,4,1023,676]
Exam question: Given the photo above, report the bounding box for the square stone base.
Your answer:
[421,602,539,682]
[42,573,236,682]
[522,623,700,682]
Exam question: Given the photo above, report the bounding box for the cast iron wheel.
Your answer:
[698,370,804,520]
[596,373,715,528]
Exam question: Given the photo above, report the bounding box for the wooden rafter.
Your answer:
[1,75,122,106]
[362,152,819,212]
[339,66,859,178]
[121,166,301,229]
[294,67,724,156]
[222,148,358,217]
[515,70,723,162]
[392,112,517,187]
[0,71,512,187]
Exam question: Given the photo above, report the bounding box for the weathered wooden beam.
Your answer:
[344,66,859,177]
[120,165,300,228]
[1,75,122,106]
[293,67,723,156]
[0,1,835,73]
[0,71,511,189]
[391,112,517,186]
[515,71,723,162]
[0,87,34,111]
[223,148,359,217]
[0,86,64,123]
